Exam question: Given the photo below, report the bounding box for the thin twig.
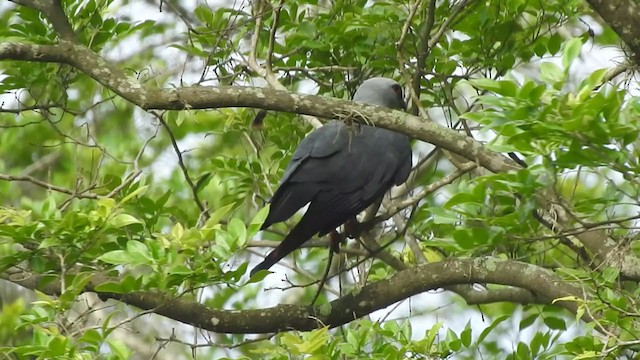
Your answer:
[409,0,437,116]
[265,0,283,74]
[248,240,368,256]
[375,162,477,223]
[106,120,160,198]
[0,173,101,199]
[246,0,323,129]
[156,113,209,218]
[155,332,275,350]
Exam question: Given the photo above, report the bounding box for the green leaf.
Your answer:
[539,62,564,86]
[547,33,562,55]
[38,237,60,249]
[97,250,131,265]
[477,315,509,344]
[429,207,461,224]
[45,336,67,356]
[562,37,582,69]
[444,193,480,208]
[194,172,212,194]
[460,323,472,347]
[452,229,474,249]
[468,79,518,97]
[576,68,608,100]
[167,44,209,58]
[543,316,566,330]
[220,262,245,283]
[78,329,103,349]
[298,327,329,354]
[204,203,235,229]
[424,322,443,351]
[41,195,58,218]
[601,267,619,283]
[280,332,303,355]
[169,264,192,275]
[171,222,184,240]
[126,240,153,263]
[119,185,148,205]
[519,314,537,330]
[194,5,214,25]
[96,198,116,219]
[94,282,125,293]
[227,218,247,247]
[248,206,269,238]
[516,342,531,359]
[247,269,271,283]
[530,332,549,357]
[109,213,142,228]
[107,339,132,359]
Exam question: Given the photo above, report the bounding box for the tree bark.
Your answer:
[2,257,589,334]
[586,0,640,63]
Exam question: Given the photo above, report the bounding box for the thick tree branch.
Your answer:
[0,42,146,105]
[586,0,640,63]
[2,257,590,334]
[9,0,77,41]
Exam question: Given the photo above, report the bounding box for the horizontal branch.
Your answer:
[3,257,589,334]
[0,173,101,199]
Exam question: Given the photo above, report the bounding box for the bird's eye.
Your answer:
[391,84,403,99]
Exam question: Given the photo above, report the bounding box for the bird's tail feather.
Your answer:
[250,214,318,277]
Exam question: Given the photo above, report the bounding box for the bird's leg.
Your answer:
[342,218,375,253]
[344,216,360,239]
[328,229,346,253]
[312,231,343,306]
[310,249,334,306]
[344,216,379,239]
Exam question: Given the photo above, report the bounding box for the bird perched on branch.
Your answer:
[250,77,412,276]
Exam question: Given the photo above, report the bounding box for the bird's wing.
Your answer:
[278,121,349,184]
[264,123,410,230]
[260,182,319,227]
[251,168,393,276]
[252,184,375,276]
[262,122,354,228]
[389,133,412,185]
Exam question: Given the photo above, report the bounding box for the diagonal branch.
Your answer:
[9,0,77,42]
[586,0,640,63]
[246,2,323,129]
[156,114,209,218]
[0,42,146,105]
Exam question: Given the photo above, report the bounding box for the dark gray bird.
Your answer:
[250,77,412,276]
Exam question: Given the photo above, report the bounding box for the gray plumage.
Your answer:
[250,77,412,276]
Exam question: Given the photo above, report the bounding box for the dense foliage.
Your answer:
[1,0,640,358]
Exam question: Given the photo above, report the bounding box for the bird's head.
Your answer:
[353,77,406,110]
